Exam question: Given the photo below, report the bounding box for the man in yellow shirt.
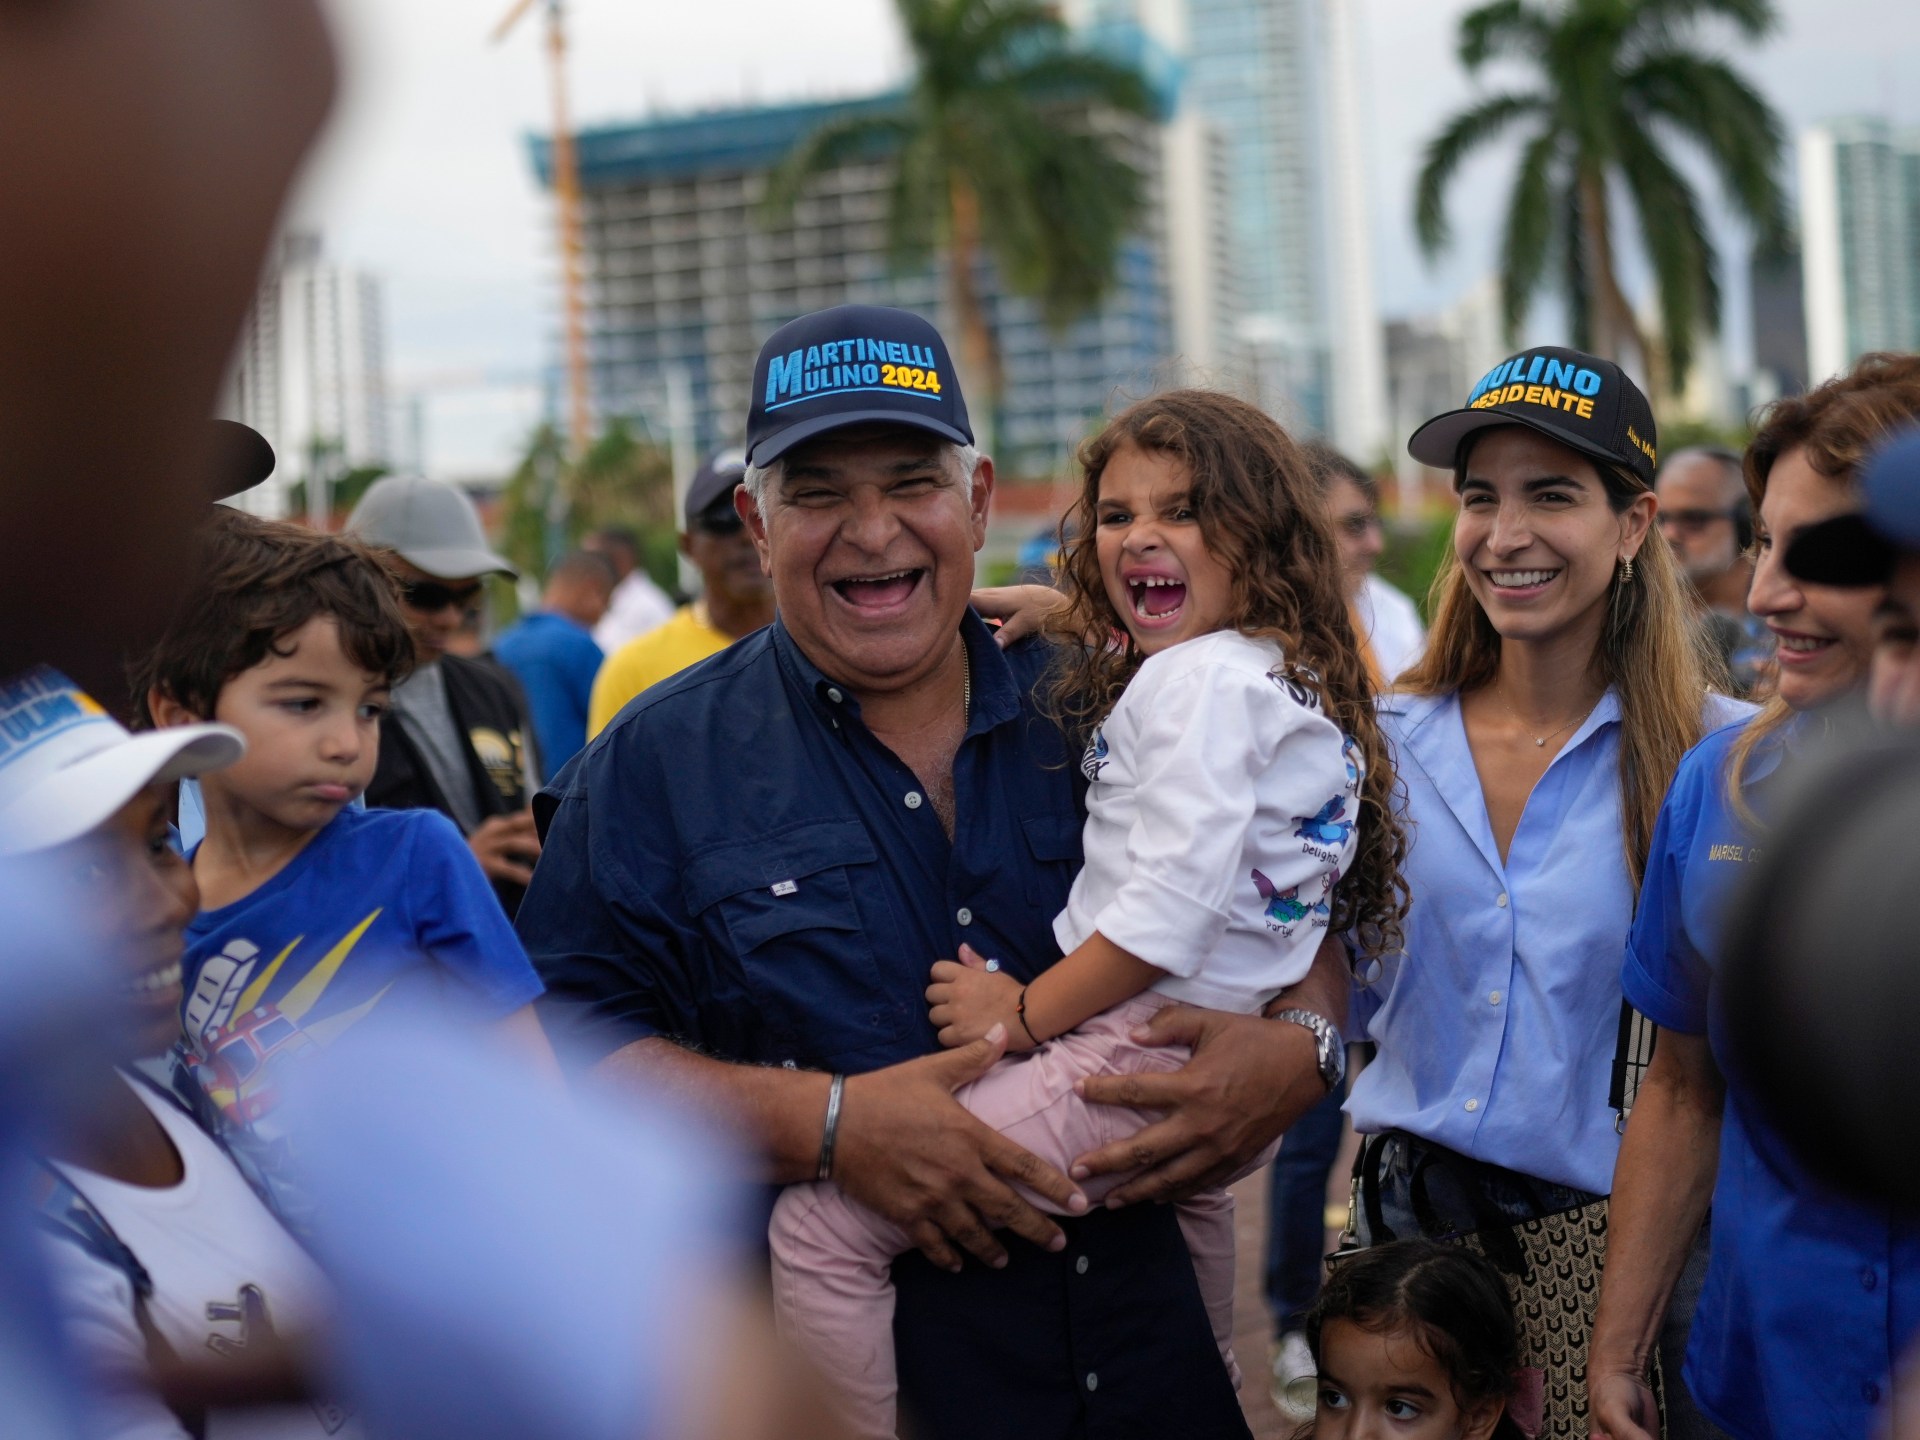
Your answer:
[587,451,776,738]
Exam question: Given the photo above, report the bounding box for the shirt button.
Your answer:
[1085,1373,1099,1393]
[904,791,923,810]
[1489,991,1503,1006]
[1075,1255,1089,1275]
[1464,1098,1479,1113]
[826,687,843,703]
[1864,1381,1882,1405]
[1495,892,1509,908]
[1862,1267,1879,1292]
[957,907,973,926]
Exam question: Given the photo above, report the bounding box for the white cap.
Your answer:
[0,668,245,857]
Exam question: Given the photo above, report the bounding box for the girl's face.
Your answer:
[1315,1319,1504,1440]
[1747,444,1881,713]
[1453,427,1654,653]
[1094,442,1237,657]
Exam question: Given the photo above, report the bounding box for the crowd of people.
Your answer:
[7,21,1920,1434]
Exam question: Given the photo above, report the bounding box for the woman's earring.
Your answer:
[1618,554,1635,584]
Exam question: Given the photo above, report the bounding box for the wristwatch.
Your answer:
[1271,1008,1345,1093]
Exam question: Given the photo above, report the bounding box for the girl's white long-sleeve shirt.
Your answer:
[1054,629,1362,1014]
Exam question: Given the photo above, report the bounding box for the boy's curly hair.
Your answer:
[130,506,414,724]
[1045,389,1407,960]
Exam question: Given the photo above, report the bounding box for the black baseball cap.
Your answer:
[1408,346,1659,488]
[1785,425,1920,588]
[745,304,972,468]
[684,449,747,527]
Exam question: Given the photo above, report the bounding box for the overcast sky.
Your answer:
[290,0,1920,474]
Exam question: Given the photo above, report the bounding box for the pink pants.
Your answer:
[769,995,1278,1440]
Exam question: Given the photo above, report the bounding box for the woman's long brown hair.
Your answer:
[1046,389,1408,960]
[1727,352,1920,818]
[1394,429,1715,888]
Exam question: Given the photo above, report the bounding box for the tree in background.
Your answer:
[1415,0,1788,392]
[498,418,676,585]
[764,0,1158,442]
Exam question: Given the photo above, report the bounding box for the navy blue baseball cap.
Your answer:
[1408,346,1659,488]
[744,304,972,468]
[1785,425,1920,587]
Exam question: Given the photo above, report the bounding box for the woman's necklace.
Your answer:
[1494,685,1595,748]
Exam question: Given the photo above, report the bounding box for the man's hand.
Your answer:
[1588,1368,1661,1440]
[469,810,541,887]
[1071,1005,1325,1206]
[926,945,1028,1050]
[835,1025,1087,1272]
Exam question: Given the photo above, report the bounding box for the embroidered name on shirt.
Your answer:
[1708,843,1762,863]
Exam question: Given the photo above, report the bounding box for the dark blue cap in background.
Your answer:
[744,304,972,468]
[1785,424,1920,588]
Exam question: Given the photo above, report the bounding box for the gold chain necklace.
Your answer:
[961,644,972,726]
[1495,685,1594,749]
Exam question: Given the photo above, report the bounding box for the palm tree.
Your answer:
[1415,0,1788,390]
[765,0,1158,442]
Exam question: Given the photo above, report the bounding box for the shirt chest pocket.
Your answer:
[1021,814,1083,910]
[683,819,907,1063]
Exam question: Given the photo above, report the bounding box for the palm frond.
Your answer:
[1626,0,1778,52]
[1624,50,1788,246]
[997,49,1160,121]
[1615,115,1720,385]
[1499,128,1561,341]
[1415,92,1549,255]
[1458,0,1553,72]
[760,111,914,220]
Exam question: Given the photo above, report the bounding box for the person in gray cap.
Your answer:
[347,475,541,917]
[585,450,774,739]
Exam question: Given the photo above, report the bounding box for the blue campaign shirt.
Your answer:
[492,610,604,773]
[1347,688,1750,1195]
[181,806,545,1132]
[1625,719,1920,1439]
[519,611,1253,1440]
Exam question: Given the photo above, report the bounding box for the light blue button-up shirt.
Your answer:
[1346,687,1749,1195]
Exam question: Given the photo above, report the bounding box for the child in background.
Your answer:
[770,390,1408,1439]
[132,510,553,1216]
[1302,1241,1536,1440]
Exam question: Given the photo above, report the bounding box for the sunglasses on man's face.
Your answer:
[1658,509,1737,535]
[401,579,485,614]
[692,507,745,537]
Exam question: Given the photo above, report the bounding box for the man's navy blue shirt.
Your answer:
[519,611,1249,1440]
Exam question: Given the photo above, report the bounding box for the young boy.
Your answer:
[132,510,552,1206]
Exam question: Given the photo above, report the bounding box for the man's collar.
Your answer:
[771,609,1021,732]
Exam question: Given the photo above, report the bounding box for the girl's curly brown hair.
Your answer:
[1045,389,1408,960]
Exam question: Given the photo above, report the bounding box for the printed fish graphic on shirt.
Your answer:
[1296,796,1354,847]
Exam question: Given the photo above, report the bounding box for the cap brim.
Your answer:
[1784,515,1895,588]
[1407,407,1633,481]
[748,410,972,469]
[393,547,519,582]
[0,723,246,857]
[207,420,277,501]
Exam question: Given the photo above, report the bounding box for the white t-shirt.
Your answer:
[592,571,676,654]
[41,1079,356,1440]
[1055,629,1363,1014]
[1355,573,1426,685]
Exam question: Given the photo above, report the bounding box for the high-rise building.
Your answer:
[1798,119,1920,386]
[530,40,1217,478]
[1383,276,1502,504]
[225,233,390,519]
[1749,239,1808,399]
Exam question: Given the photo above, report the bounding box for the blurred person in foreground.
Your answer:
[1656,447,1772,696]
[1308,444,1425,685]
[346,476,542,916]
[493,549,616,771]
[1589,353,1920,1440]
[587,451,775,739]
[586,525,677,655]
[521,305,1350,1440]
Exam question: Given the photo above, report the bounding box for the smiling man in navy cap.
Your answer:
[518,305,1346,1438]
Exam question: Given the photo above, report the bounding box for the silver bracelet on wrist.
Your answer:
[816,1073,846,1181]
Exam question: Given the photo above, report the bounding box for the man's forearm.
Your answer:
[594,1037,831,1184]
[1264,932,1351,1033]
[1590,1041,1723,1376]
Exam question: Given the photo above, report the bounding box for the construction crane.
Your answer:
[492,0,592,462]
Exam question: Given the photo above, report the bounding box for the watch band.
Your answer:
[1271,1007,1345,1093]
